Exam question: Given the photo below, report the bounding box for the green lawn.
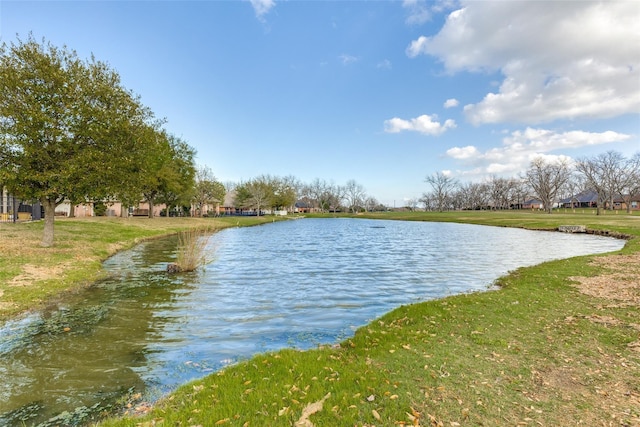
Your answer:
[2,211,638,426]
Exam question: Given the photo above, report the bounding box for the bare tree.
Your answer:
[616,152,640,214]
[454,182,490,210]
[525,157,572,214]
[307,178,329,212]
[223,181,237,192]
[329,183,345,212]
[344,179,366,213]
[575,151,626,215]
[424,172,458,212]
[487,176,515,210]
[420,192,436,211]
[405,198,419,211]
[363,196,380,212]
[510,179,530,210]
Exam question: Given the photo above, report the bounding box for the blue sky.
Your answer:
[1,0,639,206]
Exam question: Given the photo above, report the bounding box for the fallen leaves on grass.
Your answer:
[294,392,331,427]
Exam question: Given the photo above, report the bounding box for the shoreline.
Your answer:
[1,212,638,426]
[101,212,639,426]
[105,220,638,422]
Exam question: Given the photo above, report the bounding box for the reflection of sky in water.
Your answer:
[0,219,624,424]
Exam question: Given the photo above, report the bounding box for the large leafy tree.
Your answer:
[234,177,273,214]
[0,36,155,246]
[137,130,196,218]
[156,134,197,217]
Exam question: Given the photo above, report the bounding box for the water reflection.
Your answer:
[0,219,625,425]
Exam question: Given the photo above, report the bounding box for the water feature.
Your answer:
[0,218,625,425]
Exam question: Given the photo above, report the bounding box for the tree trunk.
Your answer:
[148,199,154,218]
[41,198,56,247]
[68,203,75,218]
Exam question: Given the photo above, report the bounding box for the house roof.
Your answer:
[222,190,236,207]
[613,193,640,203]
[559,189,599,204]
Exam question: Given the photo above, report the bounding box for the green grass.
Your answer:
[0,215,287,321]
[96,210,640,427]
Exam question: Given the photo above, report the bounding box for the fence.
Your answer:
[0,198,42,223]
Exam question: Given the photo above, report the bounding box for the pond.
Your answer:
[0,218,625,426]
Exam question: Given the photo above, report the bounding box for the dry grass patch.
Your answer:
[9,263,69,286]
[570,253,640,307]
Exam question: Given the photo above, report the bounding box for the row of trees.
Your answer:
[421,151,640,215]
[227,176,384,214]
[0,37,198,246]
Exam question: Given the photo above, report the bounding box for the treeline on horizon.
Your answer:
[418,151,639,215]
[223,149,639,217]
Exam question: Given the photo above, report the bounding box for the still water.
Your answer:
[0,218,625,425]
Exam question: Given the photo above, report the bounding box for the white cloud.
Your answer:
[403,0,431,25]
[403,0,456,26]
[446,145,478,159]
[339,54,359,65]
[444,98,459,108]
[445,127,630,176]
[249,0,275,21]
[384,114,456,136]
[377,59,392,69]
[406,35,429,59]
[408,1,640,124]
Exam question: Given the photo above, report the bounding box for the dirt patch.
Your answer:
[532,366,583,395]
[569,253,640,307]
[9,264,68,287]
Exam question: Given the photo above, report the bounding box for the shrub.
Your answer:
[169,226,216,273]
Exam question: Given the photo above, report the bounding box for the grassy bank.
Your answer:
[97,211,639,426]
[2,212,638,425]
[0,216,283,321]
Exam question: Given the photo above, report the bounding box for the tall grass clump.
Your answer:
[169,226,216,273]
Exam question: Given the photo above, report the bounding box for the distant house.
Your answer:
[522,199,544,210]
[559,190,599,209]
[221,190,238,215]
[294,200,314,213]
[54,200,166,217]
[220,190,258,215]
[613,193,640,211]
